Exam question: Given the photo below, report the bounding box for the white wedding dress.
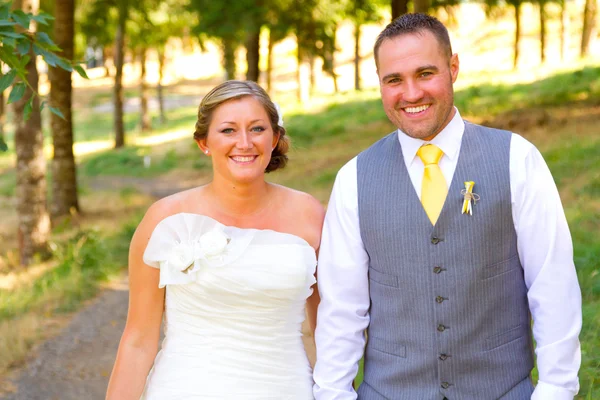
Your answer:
[140,213,316,399]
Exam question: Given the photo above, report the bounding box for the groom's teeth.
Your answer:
[405,105,430,113]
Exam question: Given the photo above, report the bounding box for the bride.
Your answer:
[106,80,324,399]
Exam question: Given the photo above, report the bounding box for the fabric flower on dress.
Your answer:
[166,228,231,276]
[167,242,196,273]
[198,230,230,259]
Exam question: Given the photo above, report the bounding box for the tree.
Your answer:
[189,0,245,79]
[581,0,597,57]
[391,0,408,20]
[12,0,50,265]
[113,0,128,148]
[49,0,79,218]
[539,0,547,63]
[346,0,382,91]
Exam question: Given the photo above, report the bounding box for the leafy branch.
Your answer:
[0,1,89,151]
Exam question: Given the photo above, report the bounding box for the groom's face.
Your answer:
[377,30,459,141]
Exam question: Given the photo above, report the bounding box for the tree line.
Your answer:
[0,0,597,267]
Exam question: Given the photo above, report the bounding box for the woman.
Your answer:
[106,80,324,399]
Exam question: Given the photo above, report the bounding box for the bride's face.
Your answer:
[200,96,279,184]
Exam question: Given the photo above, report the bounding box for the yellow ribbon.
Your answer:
[460,181,480,215]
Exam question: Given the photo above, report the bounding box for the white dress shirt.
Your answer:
[313,109,582,400]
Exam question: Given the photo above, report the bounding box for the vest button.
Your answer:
[437,324,446,332]
[431,237,441,244]
[441,382,451,389]
[436,296,445,303]
[433,266,443,274]
[439,353,449,361]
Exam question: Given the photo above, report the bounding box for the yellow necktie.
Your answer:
[417,144,447,224]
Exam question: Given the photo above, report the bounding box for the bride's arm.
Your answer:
[106,207,166,400]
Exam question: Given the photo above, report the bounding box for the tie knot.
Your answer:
[418,144,444,166]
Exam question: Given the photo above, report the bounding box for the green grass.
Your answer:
[0,217,138,321]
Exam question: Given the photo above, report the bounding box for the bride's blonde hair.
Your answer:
[193,80,289,173]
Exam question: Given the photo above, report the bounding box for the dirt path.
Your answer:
[1,280,129,400]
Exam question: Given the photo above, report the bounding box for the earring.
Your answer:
[204,150,209,154]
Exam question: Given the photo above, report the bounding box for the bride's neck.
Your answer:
[207,177,273,218]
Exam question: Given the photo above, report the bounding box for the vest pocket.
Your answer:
[368,268,399,288]
[480,254,520,280]
[368,336,407,358]
[484,325,527,351]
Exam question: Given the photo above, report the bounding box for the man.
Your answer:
[313,13,581,400]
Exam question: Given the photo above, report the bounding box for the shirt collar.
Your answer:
[397,107,465,165]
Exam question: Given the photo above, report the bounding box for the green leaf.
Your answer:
[49,106,65,119]
[73,64,89,79]
[0,137,8,152]
[40,100,46,111]
[7,81,26,104]
[11,10,31,29]
[0,3,9,20]
[23,97,33,121]
[19,54,31,70]
[0,31,25,39]
[1,37,16,48]
[0,20,17,27]
[16,40,31,56]
[0,69,17,92]
[35,32,61,51]
[32,12,53,26]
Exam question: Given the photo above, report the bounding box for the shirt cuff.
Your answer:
[532,380,578,400]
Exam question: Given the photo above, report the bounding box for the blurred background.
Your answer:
[0,0,598,398]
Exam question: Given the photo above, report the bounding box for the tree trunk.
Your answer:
[391,0,408,20]
[267,29,274,94]
[560,0,569,61]
[157,48,166,124]
[245,28,260,82]
[139,47,151,132]
[222,38,236,80]
[49,0,79,219]
[581,0,597,57]
[13,0,50,266]
[413,0,429,14]
[513,2,522,69]
[113,0,128,148]
[103,47,111,77]
[0,87,4,145]
[539,0,547,64]
[354,21,362,91]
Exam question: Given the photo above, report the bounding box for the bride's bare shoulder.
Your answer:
[273,185,325,249]
[136,186,209,239]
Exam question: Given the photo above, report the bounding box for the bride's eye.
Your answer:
[251,126,266,133]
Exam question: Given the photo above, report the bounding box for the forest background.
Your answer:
[0,0,598,397]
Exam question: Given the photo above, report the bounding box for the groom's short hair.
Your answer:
[374,13,453,68]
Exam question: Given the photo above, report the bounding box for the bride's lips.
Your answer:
[230,155,258,165]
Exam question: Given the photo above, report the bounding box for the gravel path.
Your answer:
[1,280,129,400]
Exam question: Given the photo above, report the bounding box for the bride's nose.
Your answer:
[236,131,253,150]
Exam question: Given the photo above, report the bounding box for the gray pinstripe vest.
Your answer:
[356,122,534,400]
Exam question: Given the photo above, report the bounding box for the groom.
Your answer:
[313,13,581,400]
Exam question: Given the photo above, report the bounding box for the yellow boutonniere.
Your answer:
[461,181,480,215]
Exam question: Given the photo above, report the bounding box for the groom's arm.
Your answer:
[510,134,582,400]
[313,158,370,400]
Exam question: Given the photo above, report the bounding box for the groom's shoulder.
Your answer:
[358,131,398,158]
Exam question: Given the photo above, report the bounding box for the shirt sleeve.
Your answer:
[510,134,582,400]
[313,158,371,400]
